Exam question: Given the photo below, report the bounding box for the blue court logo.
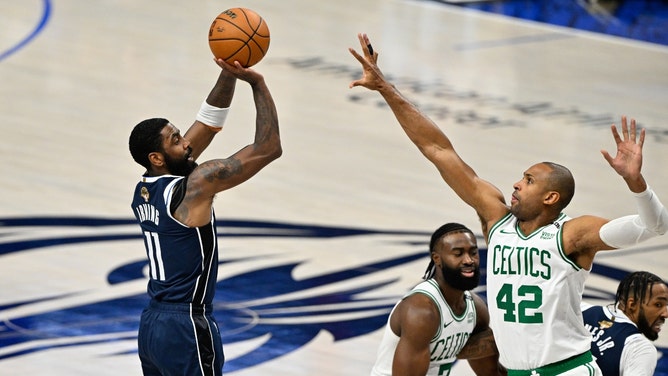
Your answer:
[0,217,427,372]
[0,216,666,373]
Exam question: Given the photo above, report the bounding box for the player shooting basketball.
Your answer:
[128,57,281,376]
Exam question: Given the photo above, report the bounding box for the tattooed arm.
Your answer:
[457,293,507,375]
[456,328,498,360]
[175,60,282,227]
[183,66,237,161]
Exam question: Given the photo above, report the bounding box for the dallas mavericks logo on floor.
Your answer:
[0,216,665,372]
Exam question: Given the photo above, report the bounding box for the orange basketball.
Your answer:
[208,8,270,68]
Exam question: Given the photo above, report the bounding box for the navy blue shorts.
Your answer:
[138,300,224,376]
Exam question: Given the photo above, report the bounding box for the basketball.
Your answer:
[208,8,270,68]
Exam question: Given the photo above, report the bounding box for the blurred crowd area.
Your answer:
[441,0,668,46]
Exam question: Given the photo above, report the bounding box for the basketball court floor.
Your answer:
[2,0,668,374]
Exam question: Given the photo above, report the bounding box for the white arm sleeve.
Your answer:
[619,334,657,376]
[195,101,229,128]
[599,187,668,248]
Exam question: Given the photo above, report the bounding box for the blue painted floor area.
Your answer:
[441,0,668,46]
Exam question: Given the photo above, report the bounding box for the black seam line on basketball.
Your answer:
[210,38,249,42]
[218,19,254,38]
[238,9,266,52]
[245,20,267,54]
[210,37,267,54]
[215,25,267,56]
[230,45,251,65]
[215,37,251,65]
[219,9,265,39]
[222,41,251,65]
[247,38,268,54]
[236,9,255,66]
[209,37,268,42]
[240,8,258,35]
[252,20,268,54]
[213,30,267,60]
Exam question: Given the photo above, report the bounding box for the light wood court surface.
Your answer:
[1,0,667,375]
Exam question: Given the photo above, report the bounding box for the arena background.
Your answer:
[2,0,667,374]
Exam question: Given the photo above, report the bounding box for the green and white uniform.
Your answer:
[487,212,601,375]
[370,279,477,376]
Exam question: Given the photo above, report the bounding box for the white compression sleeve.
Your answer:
[599,187,668,248]
[633,187,668,233]
[195,101,229,129]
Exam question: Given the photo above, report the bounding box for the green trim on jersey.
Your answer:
[556,220,581,272]
[408,279,473,342]
[408,281,443,341]
[488,212,581,271]
[487,212,513,244]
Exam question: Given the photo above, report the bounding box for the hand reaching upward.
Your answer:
[601,115,647,192]
[348,33,385,91]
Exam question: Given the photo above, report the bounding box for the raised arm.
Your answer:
[185,65,237,160]
[348,33,507,230]
[564,116,668,268]
[176,60,282,226]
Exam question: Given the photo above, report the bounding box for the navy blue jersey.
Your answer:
[583,305,639,376]
[131,175,219,305]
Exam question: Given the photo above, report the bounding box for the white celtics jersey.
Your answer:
[370,279,476,376]
[486,212,591,370]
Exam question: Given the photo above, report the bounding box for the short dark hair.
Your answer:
[543,161,575,210]
[129,118,169,170]
[423,222,474,280]
[615,271,666,308]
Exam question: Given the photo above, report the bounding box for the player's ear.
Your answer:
[148,152,165,167]
[625,297,640,318]
[431,252,442,268]
[544,191,560,205]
